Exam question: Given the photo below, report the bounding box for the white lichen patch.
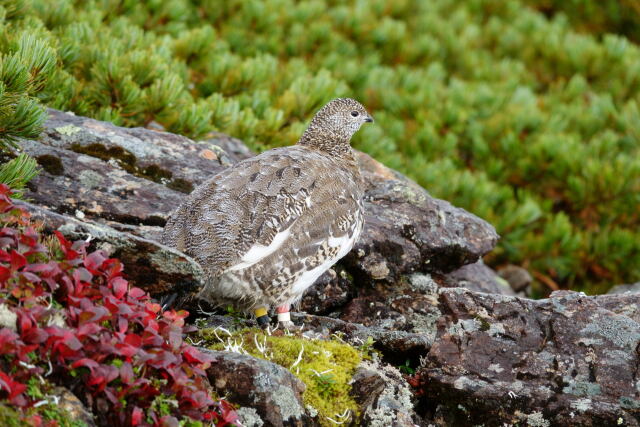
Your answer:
[488,363,504,373]
[235,407,264,427]
[525,411,550,427]
[563,381,601,396]
[453,376,488,391]
[55,124,81,136]
[148,248,204,279]
[577,337,603,346]
[488,322,506,336]
[448,318,480,336]
[511,380,524,392]
[78,170,104,190]
[570,398,592,412]
[357,361,415,427]
[408,273,438,294]
[306,405,318,418]
[0,304,17,331]
[580,315,640,350]
[270,385,304,420]
[603,349,633,362]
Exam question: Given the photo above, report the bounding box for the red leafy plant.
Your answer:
[0,184,238,426]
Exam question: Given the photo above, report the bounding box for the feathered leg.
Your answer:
[276,304,296,329]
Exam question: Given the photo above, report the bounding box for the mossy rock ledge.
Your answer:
[13,110,640,425]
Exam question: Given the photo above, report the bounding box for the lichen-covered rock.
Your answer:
[344,151,499,281]
[415,288,640,426]
[435,260,515,296]
[203,350,311,426]
[24,109,238,226]
[318,262,512,343]
[293,313,433,367]
[607,282,640,295]
[351,360,419,426]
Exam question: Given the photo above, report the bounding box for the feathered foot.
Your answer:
[276,304,297,330]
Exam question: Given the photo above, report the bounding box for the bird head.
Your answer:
[299,98,374,154]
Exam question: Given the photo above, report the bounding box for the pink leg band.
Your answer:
[276,304,290,314]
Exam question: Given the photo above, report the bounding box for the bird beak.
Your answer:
[364,115,374,123]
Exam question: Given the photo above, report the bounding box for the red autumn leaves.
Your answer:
[0,184,237,426]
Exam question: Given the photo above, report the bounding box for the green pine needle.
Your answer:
[0,153,39,197]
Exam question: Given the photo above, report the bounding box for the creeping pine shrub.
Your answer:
[0,185,238,426]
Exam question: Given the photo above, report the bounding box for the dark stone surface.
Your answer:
[25,109,239,226]
[414,289,640,426]
[298,266,354,316]
[435,260,515,295]
[203,350,311,426]
[19,200,204,298]
[351,360,419,426]
[344,152,499,281]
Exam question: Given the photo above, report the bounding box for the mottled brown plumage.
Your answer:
[162,98,373,317]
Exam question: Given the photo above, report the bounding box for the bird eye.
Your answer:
[351,111,359,117]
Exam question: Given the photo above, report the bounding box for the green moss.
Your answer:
[69,143,189,191]
[70,143,136,170]
[36,405,88,427]
[36,154,64,175]
[167,178,194,194]
[199,327,361,426]
[475,316,491,332]
[0,403,28,427]
[141,164,172,181]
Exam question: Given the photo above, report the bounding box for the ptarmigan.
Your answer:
[162,98,373,328]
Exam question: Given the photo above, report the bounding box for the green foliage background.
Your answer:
[1,0,639,294]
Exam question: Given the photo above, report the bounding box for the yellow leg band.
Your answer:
[254,307,268,317]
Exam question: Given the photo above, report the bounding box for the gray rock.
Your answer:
[25,109,235,226]
[346,152,499,280]
[498,264,533,293]
[293,313,433,367]
[437,260,515,295]
[351,360,419,426]
[235,407,264,427]
[415,288,640,426]
[608,282,640,295]
[203,350,311,426]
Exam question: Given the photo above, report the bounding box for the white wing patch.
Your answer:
[227,228,291,271]
[291,232,358,295]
